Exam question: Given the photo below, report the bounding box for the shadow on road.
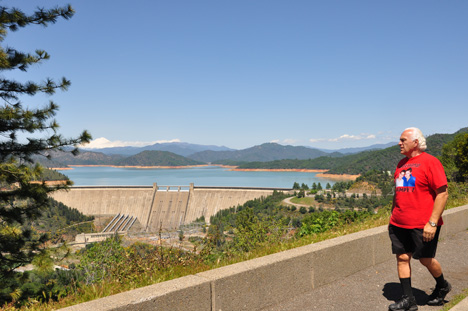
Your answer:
[382,282,430,306]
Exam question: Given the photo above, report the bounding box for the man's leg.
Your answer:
[389,253,418,310]
[397,253,412,278]
[397,253,413,297]
[419,257,442,278]
[419,257,451,306]
[389,225,419,310]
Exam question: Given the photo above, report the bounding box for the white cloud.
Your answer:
[310,133,378,143]
[283,138,299,145]
[82,137,181,149]
[270,139,300,145]
[308,138,326,143]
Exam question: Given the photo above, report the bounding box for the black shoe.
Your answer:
[427,281,452,306]
[389,295,418,311]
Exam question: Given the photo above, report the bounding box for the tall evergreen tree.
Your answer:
[0,4,90,281]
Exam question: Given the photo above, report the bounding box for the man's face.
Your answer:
[405,171,411,179]
[399,130,419,157]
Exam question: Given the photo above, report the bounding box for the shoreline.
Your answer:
[52,165,359,180]
[30,180,69,185]
[53,164,227,170]
[230,168,328,173]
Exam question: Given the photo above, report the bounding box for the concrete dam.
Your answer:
[51,183,291,231]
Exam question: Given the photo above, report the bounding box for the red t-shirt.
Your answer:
[390,152,447,229]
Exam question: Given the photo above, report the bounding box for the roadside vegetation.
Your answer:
[440,288,468,311]
[0,188,389,310]
[0,199,94,309]
[4,170,468,310]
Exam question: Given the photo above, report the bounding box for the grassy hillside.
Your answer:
[114,150,205,166]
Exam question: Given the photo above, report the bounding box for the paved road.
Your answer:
[261,229,468,311]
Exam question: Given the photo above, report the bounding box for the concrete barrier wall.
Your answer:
[59,204,468,311]
[185,187,277,224]
[147,189,191,231]
[51,186,285,231]
[51,187,155,224]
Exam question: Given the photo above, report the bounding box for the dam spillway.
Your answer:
[50,183,291,231]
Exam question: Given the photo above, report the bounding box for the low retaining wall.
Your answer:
[59,204,468,311]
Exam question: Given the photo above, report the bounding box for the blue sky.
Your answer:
[3,1,468,150]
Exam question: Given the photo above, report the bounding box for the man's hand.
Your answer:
[423,223,437,242]
[423,185,448,242]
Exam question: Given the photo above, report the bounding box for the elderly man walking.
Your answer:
[388,127,451,311]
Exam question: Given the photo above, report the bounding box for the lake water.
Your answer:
[58,166,335,188]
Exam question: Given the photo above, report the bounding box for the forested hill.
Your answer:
[113,150,204,166]
[189,142,341,163]
[237,128,468,175]
[36,150,124,166]
[35,150,204,168]
[235,146,400,174]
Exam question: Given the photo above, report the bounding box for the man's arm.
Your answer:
[423,185,449,242]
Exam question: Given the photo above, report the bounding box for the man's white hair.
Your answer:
[405,127,427,151]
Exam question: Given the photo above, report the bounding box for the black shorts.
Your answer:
[388,224,441,259]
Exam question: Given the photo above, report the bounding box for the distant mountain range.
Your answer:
[188,143,342,163]
[236,128,468,175]
[39,141,393,168]
[37,128,467,174]
[82,142,234,157]
[317,142,396,154]
[82,141,395,158]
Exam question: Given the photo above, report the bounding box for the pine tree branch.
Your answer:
[0,48,50,72]
[0,78,70,100]
[0,5,74,35]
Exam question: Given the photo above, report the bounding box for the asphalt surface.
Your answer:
[261,229,468,311]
